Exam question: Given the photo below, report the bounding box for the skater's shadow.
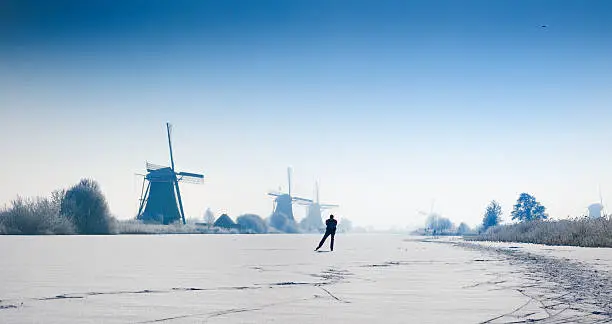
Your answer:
[316,250,332,253]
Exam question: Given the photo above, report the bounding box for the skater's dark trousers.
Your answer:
[317,229,336,251]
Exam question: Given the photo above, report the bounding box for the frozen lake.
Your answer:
[1,234,609,323]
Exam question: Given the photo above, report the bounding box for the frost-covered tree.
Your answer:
[337,218,353,233]
[511,193,548,222]
[268,212,299,233]
[482,200,502,230]
[237,214,268,233]
[426,214,453,233]
[61,179,115,234]
[0,195,75,235]
[203,208,215,227]
[457,222,471,235]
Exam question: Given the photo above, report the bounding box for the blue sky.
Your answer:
[1,0,611,228]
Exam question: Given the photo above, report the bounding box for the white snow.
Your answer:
[0,234,609,323]
[463,239,612,275]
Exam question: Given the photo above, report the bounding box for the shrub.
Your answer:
[337,218,353,233]
[61,179,115,234]
[115,220,238,234]
[237,214,268,233]
[0,196,75,235]
[457,222,471,235]
[473,216,612,247]
[426,214,453,233]
[268,212,299,233]
[203,208,216,226]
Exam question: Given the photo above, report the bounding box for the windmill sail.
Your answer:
[146,162,166,171]
[177,172,204,184]
[320,203,339,208]
[293,197,314,205]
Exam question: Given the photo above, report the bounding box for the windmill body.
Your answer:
[269,193,295,221]
[302,203,323,232]
[586,186,606,219]
[137,123,204,225]
[139,166,182,224]
[587,203,603,219]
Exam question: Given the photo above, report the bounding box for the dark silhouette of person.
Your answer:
[315,215,338,251]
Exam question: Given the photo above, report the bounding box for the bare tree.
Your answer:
[203,208,215,227]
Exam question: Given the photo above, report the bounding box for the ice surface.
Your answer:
[465,239,612,275]
[0,234,609,323]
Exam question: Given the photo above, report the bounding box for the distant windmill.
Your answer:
[419,199,443,232]
[299,181,339,232]
[136,123,204,225]
[267,167,312,229]
[418,199,437,218]
[588,185,606,219]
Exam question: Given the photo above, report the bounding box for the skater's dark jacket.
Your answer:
[325,218,337,231]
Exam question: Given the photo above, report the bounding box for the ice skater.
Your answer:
[315,215,338,251]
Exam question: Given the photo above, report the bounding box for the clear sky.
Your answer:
[1,0,611,229]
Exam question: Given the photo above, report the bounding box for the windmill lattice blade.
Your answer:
[292,196,313,203]
[177,171,204,179]
[146,162,168,171]
[320,204,339,208]
[294,200,312,206]
[178,177,203,184]
[177,173,204,184]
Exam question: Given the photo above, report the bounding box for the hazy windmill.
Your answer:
[137,123,204,225]
[418,199,437,218]
[418,199,443,233]
[267,167,312,231]
[299,181,339,233]
[587,186,606,219]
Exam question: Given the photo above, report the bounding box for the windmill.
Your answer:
[299,181,339,233]
[267,167,312,231]
[418,199,437,218]
[419,199,441,233]
[136,123,204,225]
[587,185,606,219]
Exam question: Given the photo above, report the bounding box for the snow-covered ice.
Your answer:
[464,239,612,275]
[0,234,609,323]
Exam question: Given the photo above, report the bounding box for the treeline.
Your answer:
[479,193,549,233]
[197,210,353,234]
[0,181,283,235]
[471,192,612,247]
[420,213,475,236]
[1,179,349,235]
[474,216,612,247]
[0,179,115,235]
[421,192,555,236]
